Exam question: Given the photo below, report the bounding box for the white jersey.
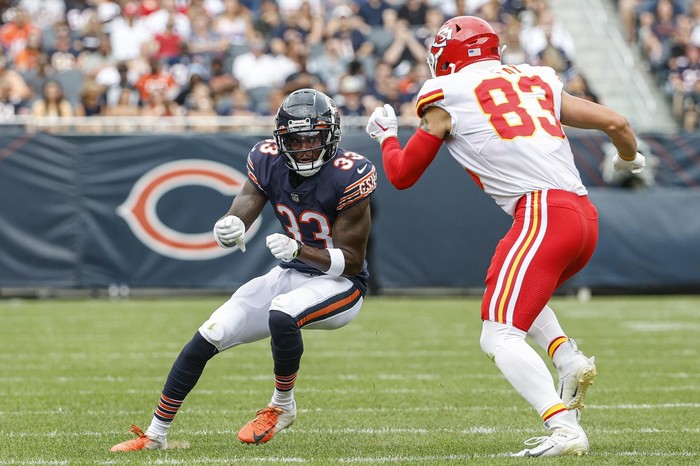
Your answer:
[415,61,587,215]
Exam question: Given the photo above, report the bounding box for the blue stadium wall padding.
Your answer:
[0,130,698,292]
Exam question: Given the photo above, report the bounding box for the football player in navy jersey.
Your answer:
[111,89,377,451]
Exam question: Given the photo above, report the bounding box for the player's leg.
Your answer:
[528,305,597,410]
[480,190,593,457]
[480,320,588,457]
[237,273,363,444]
[111,267,285,452]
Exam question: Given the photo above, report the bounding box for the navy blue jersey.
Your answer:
[247,138,377,293]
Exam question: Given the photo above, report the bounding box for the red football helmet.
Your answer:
[427,16,501,78]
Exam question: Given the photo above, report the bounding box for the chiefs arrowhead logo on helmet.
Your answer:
[427,16,501,78]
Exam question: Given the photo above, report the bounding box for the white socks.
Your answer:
[271,388,295,411]
[481,320,564,416]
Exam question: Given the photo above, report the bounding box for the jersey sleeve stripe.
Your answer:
[338,168,376,210]
[344,165,376,191]
[415,89,445,116]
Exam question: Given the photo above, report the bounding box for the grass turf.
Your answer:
[0,295,699,465]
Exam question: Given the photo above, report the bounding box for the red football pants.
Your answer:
[481,190,598,331]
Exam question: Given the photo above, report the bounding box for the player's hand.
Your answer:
[213,215,246,251]
[266,233,300,261]
[366,104,398,145]
[612,152,646,174]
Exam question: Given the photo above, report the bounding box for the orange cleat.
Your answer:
[237,402,296,444]
[110,424,166,452]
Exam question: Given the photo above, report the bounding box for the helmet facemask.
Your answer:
[274,89,341,177]
[277,127,331,177]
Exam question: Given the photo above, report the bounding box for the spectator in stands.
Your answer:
[398,0,429,27]
[46,21,80,72]
[78,34,116,82]
[186,14,229,68]
[335,74,367,116]
[32,79,74,117]
[0,54,33,105]
[381,18,427,72]
[639,0,679,75]
[79,9,106,54]
[105,62,139,107]
[254,0,282,36]
[134,56,180,104]
[175,62,210,107]
[282,44,325,94]
[327,6,375,74]
[144,0,192,40]
[275,0,323,46]
[20,52,52,101]
[413,7,446,49]
[139,86,181,117]
[216,86,255,116]
[12,30,43,73]
[0,77,24,120]
[307,37,349,95]
[74,79,106,117]
[0,7,41,61]
[233,30,295,112]
[358,0,392,28]
[208,55,238,102]
[681,77,700,130]
[185,81,220,131]
[105,87,140,117]
[109,2,153,63]
[500,14,528,65]
[212,0,254,46]
[153,16,184,65]
[565,72,600,103]
[520,8,575,65]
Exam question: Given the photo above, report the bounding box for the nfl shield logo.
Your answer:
[291,193,300,203]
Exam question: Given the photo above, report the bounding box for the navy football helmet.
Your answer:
[274,88,341,177]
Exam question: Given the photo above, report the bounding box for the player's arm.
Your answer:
[560,91,637,159]
[366,105,450,190]
[299,198,372,276]
[213,180,267,250]
[224,180,267,229]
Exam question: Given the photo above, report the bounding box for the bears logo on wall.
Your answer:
[118,159,261,260]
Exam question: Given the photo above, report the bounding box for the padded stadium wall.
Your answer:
[0,129,698,294]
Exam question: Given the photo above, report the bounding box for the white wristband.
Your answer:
[325,248,345,277]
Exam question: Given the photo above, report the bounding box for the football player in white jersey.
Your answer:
[366,16,645,458]
[111,89,377,451]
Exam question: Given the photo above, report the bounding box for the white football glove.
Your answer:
[213,215,246,251]
[612,152,646,174]
[366,104,398,145]
[266,233,301,262]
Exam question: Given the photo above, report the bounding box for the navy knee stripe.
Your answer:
[295,286,361,328]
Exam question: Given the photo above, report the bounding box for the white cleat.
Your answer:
[556,340,597,410]
[512,429,590,457]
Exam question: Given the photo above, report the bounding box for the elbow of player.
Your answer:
[387,172,417,190]
[606,114,632,137]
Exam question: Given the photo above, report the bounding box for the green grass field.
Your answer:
[0,295,698,465]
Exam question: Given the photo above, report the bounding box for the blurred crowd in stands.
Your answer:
[618,0,700,131]
[0,0,694,132]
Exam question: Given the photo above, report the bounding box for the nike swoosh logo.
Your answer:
[377,122,388,131]
[252,427,274,444]
[357,164,368,174]
[529,445,554,457]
